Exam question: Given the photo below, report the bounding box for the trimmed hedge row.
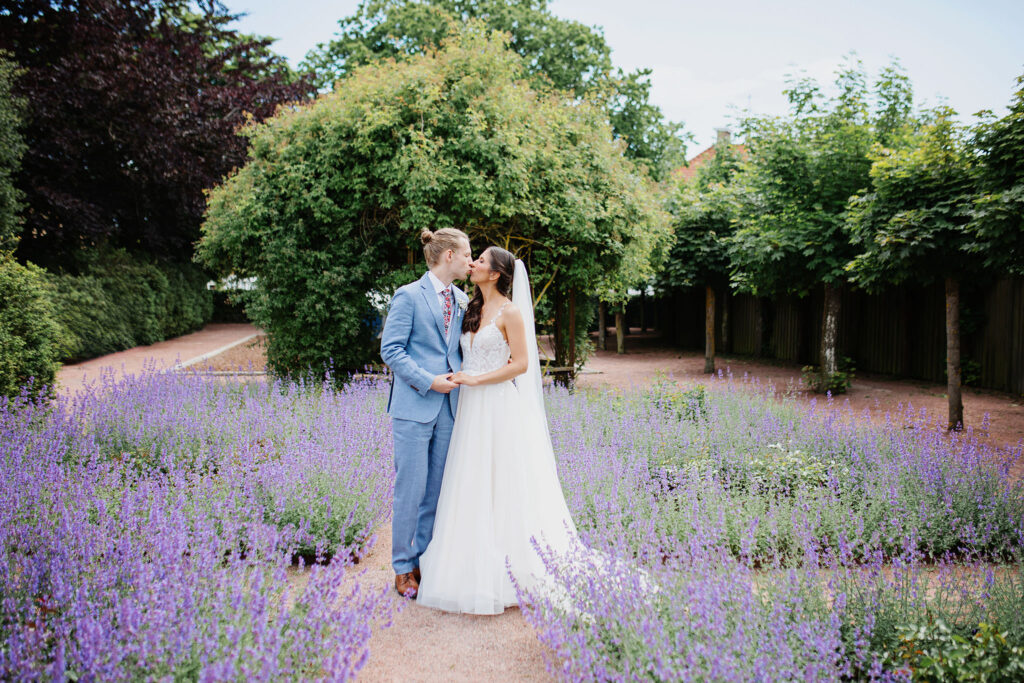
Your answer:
[46,250,213,362]
[0,249,214,398]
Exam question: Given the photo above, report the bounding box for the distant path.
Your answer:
[578,330,1024,453]
[55,323,261,396]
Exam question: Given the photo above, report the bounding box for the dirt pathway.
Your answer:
[55,323,261,396]
[348,525,550,682]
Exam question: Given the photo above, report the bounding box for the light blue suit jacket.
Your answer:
[381,272,467,423]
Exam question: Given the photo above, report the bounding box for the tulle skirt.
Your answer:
[417,380,576,615]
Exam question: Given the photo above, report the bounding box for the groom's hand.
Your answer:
[430,373,458,394]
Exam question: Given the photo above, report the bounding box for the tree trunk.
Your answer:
[567,288,577,380]
[704,285,715,374]
[720,288,730,354]
[820,283,841,377]
[553,290,564,377]
[615,309,625,354]
[598,301,607,351]
[946,277,963,430]
[753,298,764,358]
[898,287,911,375]
[552,289,577,389]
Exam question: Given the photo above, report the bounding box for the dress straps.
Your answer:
[486,301,511,327]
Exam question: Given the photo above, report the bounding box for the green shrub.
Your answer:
[197,27,667,377]
[0,253,61,398]
[745,441,847,492]
[887,619,1024,682]
[801,357,855,394]
[645,376,708,423]
[160,260,214,337]
[46,272,131,360]
[211,290,248,323]
[45,249,213,362]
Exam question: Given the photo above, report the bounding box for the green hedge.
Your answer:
[0,253,61,399]
[46,250,213,362]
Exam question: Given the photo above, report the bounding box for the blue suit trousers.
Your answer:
[391,401,454,573]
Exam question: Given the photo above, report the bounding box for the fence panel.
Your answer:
[652,278,1023,395]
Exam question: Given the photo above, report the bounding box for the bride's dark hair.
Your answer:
[462,246,515,333]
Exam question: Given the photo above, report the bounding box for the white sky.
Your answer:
[231,0,1024,154]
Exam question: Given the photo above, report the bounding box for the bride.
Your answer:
[416,246,577,614]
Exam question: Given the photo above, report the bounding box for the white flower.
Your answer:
[457,299,468,312]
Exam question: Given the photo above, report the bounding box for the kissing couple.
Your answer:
[380,227,576,614]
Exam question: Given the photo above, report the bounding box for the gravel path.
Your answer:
[285,523,552,682]
[351,525,551,682]
[55,323,262,396]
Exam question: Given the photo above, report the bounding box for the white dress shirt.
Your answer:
[427,270,454,341]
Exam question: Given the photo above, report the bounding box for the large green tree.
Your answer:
[968,72,1024,276]
[0,0,312,267]
[198,26,666,377]
[302,0,686,181]
[729,59,914,389]
[659,139,742,372]
[847,108,976,429]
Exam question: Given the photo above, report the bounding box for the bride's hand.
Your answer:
[451,371,479,386]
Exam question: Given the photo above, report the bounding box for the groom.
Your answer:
[380,228,472,598]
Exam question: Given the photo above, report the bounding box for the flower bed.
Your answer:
[524,377,1024,681]
[3,369,1022,680]
[0,369,395,681]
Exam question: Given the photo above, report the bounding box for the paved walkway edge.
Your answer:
[172,332,262,370]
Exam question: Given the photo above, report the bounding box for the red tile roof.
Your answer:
[672,143,748,182]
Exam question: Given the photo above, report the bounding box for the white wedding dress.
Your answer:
[417,296,577,615]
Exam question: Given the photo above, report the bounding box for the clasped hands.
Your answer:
[430,372,480,393]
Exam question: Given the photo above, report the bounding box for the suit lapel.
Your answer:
[419,274,448,343]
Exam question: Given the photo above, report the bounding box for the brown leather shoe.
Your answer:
[395,572,419,598]
[412,567,421,583]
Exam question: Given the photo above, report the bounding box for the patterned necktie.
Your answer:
[442,287,453,336]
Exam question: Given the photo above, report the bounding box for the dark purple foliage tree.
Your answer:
[0,0,314,267]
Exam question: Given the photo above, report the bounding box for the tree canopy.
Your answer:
[713,58,918,384]
[968,73,1024,276]
[198,25,667,376]
[659,139,743,293]
[302,0,686,181]
[302,0,612,95]
[0,0,313,267]
[728,60,911,297]
[846,107,976,287]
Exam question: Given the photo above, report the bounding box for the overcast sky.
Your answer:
[231,0,1024,155]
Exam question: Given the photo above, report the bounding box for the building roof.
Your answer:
[672,131,748,183]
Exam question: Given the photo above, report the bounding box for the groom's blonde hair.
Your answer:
[421,228,469,266]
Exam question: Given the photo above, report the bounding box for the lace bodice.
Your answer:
[460,305,511,376]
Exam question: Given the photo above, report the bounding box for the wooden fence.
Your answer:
[648,277,1024,395]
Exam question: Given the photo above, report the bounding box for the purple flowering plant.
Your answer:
[3,364,1022,681]
[523,374,1024,681]
[1,367,395,681]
